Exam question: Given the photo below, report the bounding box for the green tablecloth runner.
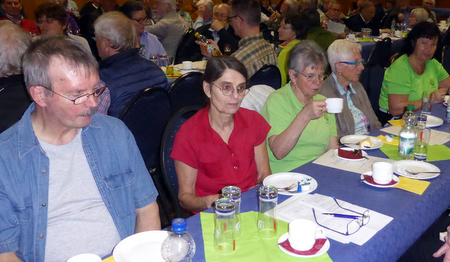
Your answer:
[380,143,450,161]
[200,211,332,262]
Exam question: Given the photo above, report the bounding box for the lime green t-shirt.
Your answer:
[260,83,337,173]
[379,54,449,111]
[277,39,301,87]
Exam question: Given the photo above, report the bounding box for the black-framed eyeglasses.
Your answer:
[312,196,370,236]
[43,81,107,105]
[212,82,249,96]
[227,15,240,23]
[339,60,362,66]
[297,71,326,82]
[131,17,148,24]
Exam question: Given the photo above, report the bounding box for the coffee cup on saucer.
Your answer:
[372,162,393,184]
[288,219,322,251]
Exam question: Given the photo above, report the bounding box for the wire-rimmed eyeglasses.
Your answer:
[212,82,249,96]
[42,81,107,105]
[339,60,363,66]
[297,72,326,82]
[312,197,370,236]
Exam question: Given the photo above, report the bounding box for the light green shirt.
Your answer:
[260,83,337,173]
[379,54,449,111]
[277,39,301,87]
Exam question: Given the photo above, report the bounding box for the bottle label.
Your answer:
[399,133,415,155]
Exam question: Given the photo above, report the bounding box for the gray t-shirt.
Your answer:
[39,130,121,261]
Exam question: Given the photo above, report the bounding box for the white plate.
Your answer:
[393,160,441,180]
[113,230,169,262]
[333,148,368,162]
[360,171,399,188]
[278,232,330,258]
[263,172,318,196]
[426,115,444,128]
[340,135,383,150]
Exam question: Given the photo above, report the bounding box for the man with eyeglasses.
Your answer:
[0,35,161,262]
[146,0,188,57]
[321,0,347,39]
[94,12,168,117]
[193,0,214,29]
[0,0,39,35]
[178,3,240,61]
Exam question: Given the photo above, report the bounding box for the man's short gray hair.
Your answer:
[284,0,298,12]
[22,35,98,91]
[288,40,328,76]
[94,11,136,52]
[197,0,214,11]
[0,22,31,76]
[411,8,430,24]
[327,39,361,72]
[162,0,176,8]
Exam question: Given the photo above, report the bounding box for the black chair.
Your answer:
[160,106,202,220]
[442,45,450,74]
[175,28,195,64]
[118,87,173,228]
[367,37,392,69]
[248,65,282,90]
[360,63,386,124]
[168,72,207,115]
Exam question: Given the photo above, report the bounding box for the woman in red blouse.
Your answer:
[171,56,272,212]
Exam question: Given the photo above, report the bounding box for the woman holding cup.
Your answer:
[260,40,339,173]
[379,22,450,123]
[320,40,381,138]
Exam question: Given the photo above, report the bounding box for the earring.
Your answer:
[338,72,342,76]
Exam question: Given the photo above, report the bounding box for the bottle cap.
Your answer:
[406,104,414,111]
[171,218,187,233]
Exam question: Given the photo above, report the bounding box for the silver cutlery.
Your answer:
[405,170,443,176]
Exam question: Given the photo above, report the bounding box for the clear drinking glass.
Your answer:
[222,186,242,238]
[421,90,432,114]
[414,126,431,161]
[214,198,236,254]
[257,185,278,239]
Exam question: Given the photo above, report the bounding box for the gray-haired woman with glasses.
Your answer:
[171,56,272,213]
[260,40,339,174]
[319,39,381,138]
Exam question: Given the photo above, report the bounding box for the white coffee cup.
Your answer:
[67,254,102,262]
[288,219,322,251]
[395,30,402,37]
[381,33,388,39]
[372,162,393,184]
[182,61,193,70]
[326,98,343,113]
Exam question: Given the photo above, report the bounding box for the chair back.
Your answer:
[360,63,385,121]
[168,72,207,114]
[248,64,282,90]
[161,106,202,219]
[175,28,195,64]
[367,37,392,68]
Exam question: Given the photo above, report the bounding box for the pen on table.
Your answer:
[321,213,362,219]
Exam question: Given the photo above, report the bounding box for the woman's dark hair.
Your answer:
[284,13,307,40]
[118,1,144,19]
[203,56,248,83]
[35,3,68,30]
[400,21,440,57]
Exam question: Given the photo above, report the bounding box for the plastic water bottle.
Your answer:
[139,44,146,59]
[161,218,196,262]
[194,32,221,56]
[399,105,417,159]
[391,19,396,35]
[446,101,450,123]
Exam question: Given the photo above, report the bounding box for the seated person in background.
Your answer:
[0,35,160,262]
[0,0,39,35]
[409,8,430,27]
[95,12,168,117]
[278,13,307,86]
[46,0,80,34]
[265,0,297,27]
[320,39,381,138]
[180,3,239,61]
[344,2,390,36]
[177,0,193,27]
[62,0,80,17]
[80,0,101,17]
[171,56,272,212]
[380,0,405,29]
[0,21,32,134]
[147,0,189,57]
[398,0,412,26]
[119,1,166,59]
[260,0,275,23]
[302,0,325,21]
[422,0,436,23]
[303,9,337,52]
[321,0,347,39]
[369,0,384,25]
[379,22,450,123]
[260,40,339,173]
[193,0,214,29]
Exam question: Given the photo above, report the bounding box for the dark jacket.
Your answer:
[99,48,168,117]
[344,14,381,36]
[178,24,240,62]
[373,3,385,25]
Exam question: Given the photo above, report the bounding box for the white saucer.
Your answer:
[340,135,383,150]
[393,160,441,180]
[360,171,399,188]
[278,232,330,258]
[113,230,169,262]
[263,172,318,196]
[334,148,368,161]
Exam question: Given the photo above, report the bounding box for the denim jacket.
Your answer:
[0,104,158,261]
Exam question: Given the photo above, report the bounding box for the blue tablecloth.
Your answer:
[185,104,450,262]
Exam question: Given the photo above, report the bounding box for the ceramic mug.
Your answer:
[372,162,393,184]
[326,98,344,113]
[288,219,322,251]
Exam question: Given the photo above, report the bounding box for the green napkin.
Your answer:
[200,211,333,262]
[380,143,450,161]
